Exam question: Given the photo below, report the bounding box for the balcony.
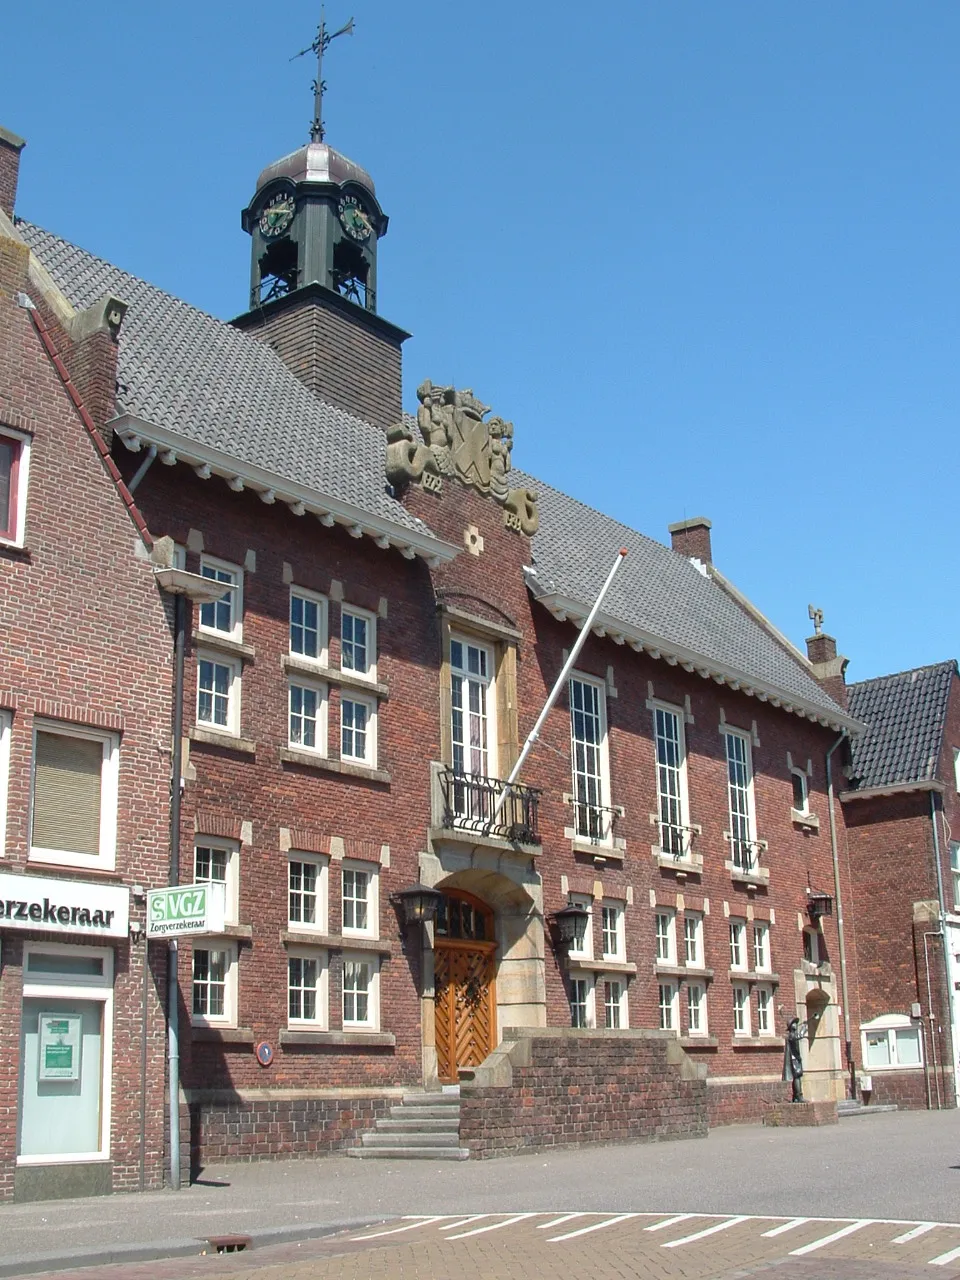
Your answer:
[653,820,704,875]
[725,836,770,886]
[432,765,541,848]
[565,799,623,857]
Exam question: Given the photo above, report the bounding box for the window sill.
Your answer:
[801,960,833,978]
[791,809,820,830]
[732,1035,782,1050]
[193,630,255,661]
[279,1029,396,1049]
[679,1035,719,1049]
[191,1025,255,1044]
[189,726,257,755]
[23,859,124,881]
[279,748,390,784]
[0,540,30,559]
[283,655,389,700]
[216,924,253,941]
[280,929,394,956]
[570,838,624,861]
[655,963,715,981]
[728,969,779,984]
[725,861,770,887]
[653,848,704,876]
[565,957,637,976]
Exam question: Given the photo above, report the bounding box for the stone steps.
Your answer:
[838,1100,899,1117]
[348,1088,469,1160]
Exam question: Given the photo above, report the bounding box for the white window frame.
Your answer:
[729,918,747,970]
[196,652,241,737]
[287,852,329,932]
[950,843,960,912]
[450,634,497,782]
[18,942,114,1165]
[568,971,596,1029]
[287,948,328,1028]
[723,727,758,869]
[753,921,771,973]
[0,425,30,548]
[340,692,377,767]
[658,980,679,1032]
[342,952,380,1030]
[686,982,708,1037]
[954,747,960,794]
[567,893,594,960]
[790,767,810,816]
[601,900,625,962]
[288,677,328,755]
[861,1014,924,1071]
[341,605,377,681]
[803,925,823,965]
[0,710,10,858]
[604,978,628,1029]
[569,672,612,845]
[756,984,775,1036]
[341,860,379,939]
[191,942,238,1028]
[29,721,119,871]
[198,554,243,642]
[732,982,751,1036]
[194,838,240,926]
[655,908,677,965]
[289,586,328,665]
[652,700,691,857]
[683,912,703,968]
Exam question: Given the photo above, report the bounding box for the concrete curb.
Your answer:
[0,1217,380,1278]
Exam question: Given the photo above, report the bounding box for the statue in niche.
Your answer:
[488,418,513,501]
[782,1017,807,1102]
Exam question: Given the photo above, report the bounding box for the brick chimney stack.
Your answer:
[668,516,712,565]
[0,126,26,220]
[806,629,849,708]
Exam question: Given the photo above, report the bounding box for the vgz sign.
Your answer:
[146,883,226,938]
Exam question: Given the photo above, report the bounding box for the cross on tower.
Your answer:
[291,8,355,143]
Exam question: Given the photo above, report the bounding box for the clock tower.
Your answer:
[231,19,409,432]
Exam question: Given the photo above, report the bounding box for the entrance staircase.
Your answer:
[347,1087,469,1160]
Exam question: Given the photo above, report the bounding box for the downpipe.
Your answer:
[826,732,856,1100]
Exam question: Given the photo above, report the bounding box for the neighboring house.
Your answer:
[843,661,960,1109]
[2,111,865,1186]
[0,127,175,1201]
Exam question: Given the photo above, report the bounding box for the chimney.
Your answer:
[669,516,712,565]
[0,126,26,220]
[805,620,849,708]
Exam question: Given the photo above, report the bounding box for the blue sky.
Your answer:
[3,2,958,683]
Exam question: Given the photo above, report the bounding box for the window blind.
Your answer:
[33,732,103,855]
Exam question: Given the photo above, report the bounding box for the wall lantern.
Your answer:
[551,901,590,952]
[394,884,442,929]
[807,891,834,922]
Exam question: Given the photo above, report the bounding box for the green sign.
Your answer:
[38,1012,82,1081]
[146,883,226,938]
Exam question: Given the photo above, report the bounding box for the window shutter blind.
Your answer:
[33,732,103,855]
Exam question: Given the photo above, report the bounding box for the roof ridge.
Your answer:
[848,659,957,691]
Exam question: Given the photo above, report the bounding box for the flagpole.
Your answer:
[491,547,628,824]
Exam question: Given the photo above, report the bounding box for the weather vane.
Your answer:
[808,603,824,636]
[291,7,355,143]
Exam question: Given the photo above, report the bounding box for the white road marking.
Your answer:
[351,1216,450,1240]
[537,1213,587,1229]
[447,1213,536,1240]
[663,1216,750,1248]
[892,1223,937,1244]
[929,1243,960,1267]
[789,1220,870,1256]
[644,1213,698,1232]
[762,1218,810,1238]
[548,1213,639,1242]
[438,1215,489,1231]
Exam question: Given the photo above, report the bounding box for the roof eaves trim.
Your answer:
[113,414,460,565]
[840,780,946,802]
[525,572,862,734]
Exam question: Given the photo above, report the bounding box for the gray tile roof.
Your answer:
[846,661,957,789]
[519,472,846,716]
[17,224,433,538]
[21,223,847,720]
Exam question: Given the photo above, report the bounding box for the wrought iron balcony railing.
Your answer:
[571,800,621,846]
[658,821,700,859]
[438,768,542,845]
[729,835,767,872]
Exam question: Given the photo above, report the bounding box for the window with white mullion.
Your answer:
[756,985,774,1035]
[654,705,687,856]
[951,843,960,911]
[732,983,750,1035]
[197,657,236,731]
[570,676,607,842]
[601,901,625,961]
[724,730,756,869]
[450,638,493,779]
[655,909,676,964]
[288,953,325,1025]
[192,947,231,1021]
[289,681,324,752]
[341,695,374,765]
[288,856,326,930]
[753,922,770,972]
[199,556,242,640]
[290,589,325,662]
[569,973,595,1028]
[684,912,703,967]
[686,982,707,1035]
[658,981,678,1031]
[729,918,747,969]
[605,979,627,1029]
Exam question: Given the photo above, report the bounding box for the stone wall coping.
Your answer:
[184,1085,407,1103]
[279,1030,397,1048]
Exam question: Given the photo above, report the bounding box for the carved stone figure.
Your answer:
[385,381,538,535]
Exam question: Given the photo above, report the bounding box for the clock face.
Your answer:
[259,194,295,239]
[339,195,373,243]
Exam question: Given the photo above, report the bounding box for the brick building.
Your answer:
[0,126,180,1201]
[843,660,960,1110]
[2,113,867,1184]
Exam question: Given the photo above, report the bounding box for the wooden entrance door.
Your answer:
[433,890,497,1085]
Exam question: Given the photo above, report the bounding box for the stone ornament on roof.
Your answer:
[386,380,539,535]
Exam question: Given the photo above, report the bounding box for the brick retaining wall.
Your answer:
[458,1028,707,1159]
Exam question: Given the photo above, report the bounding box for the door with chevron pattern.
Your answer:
[433,889,497,1084]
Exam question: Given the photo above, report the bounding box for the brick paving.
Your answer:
[10,1214,960,1280]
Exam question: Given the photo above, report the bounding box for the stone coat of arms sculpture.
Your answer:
[386,381,539,536]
